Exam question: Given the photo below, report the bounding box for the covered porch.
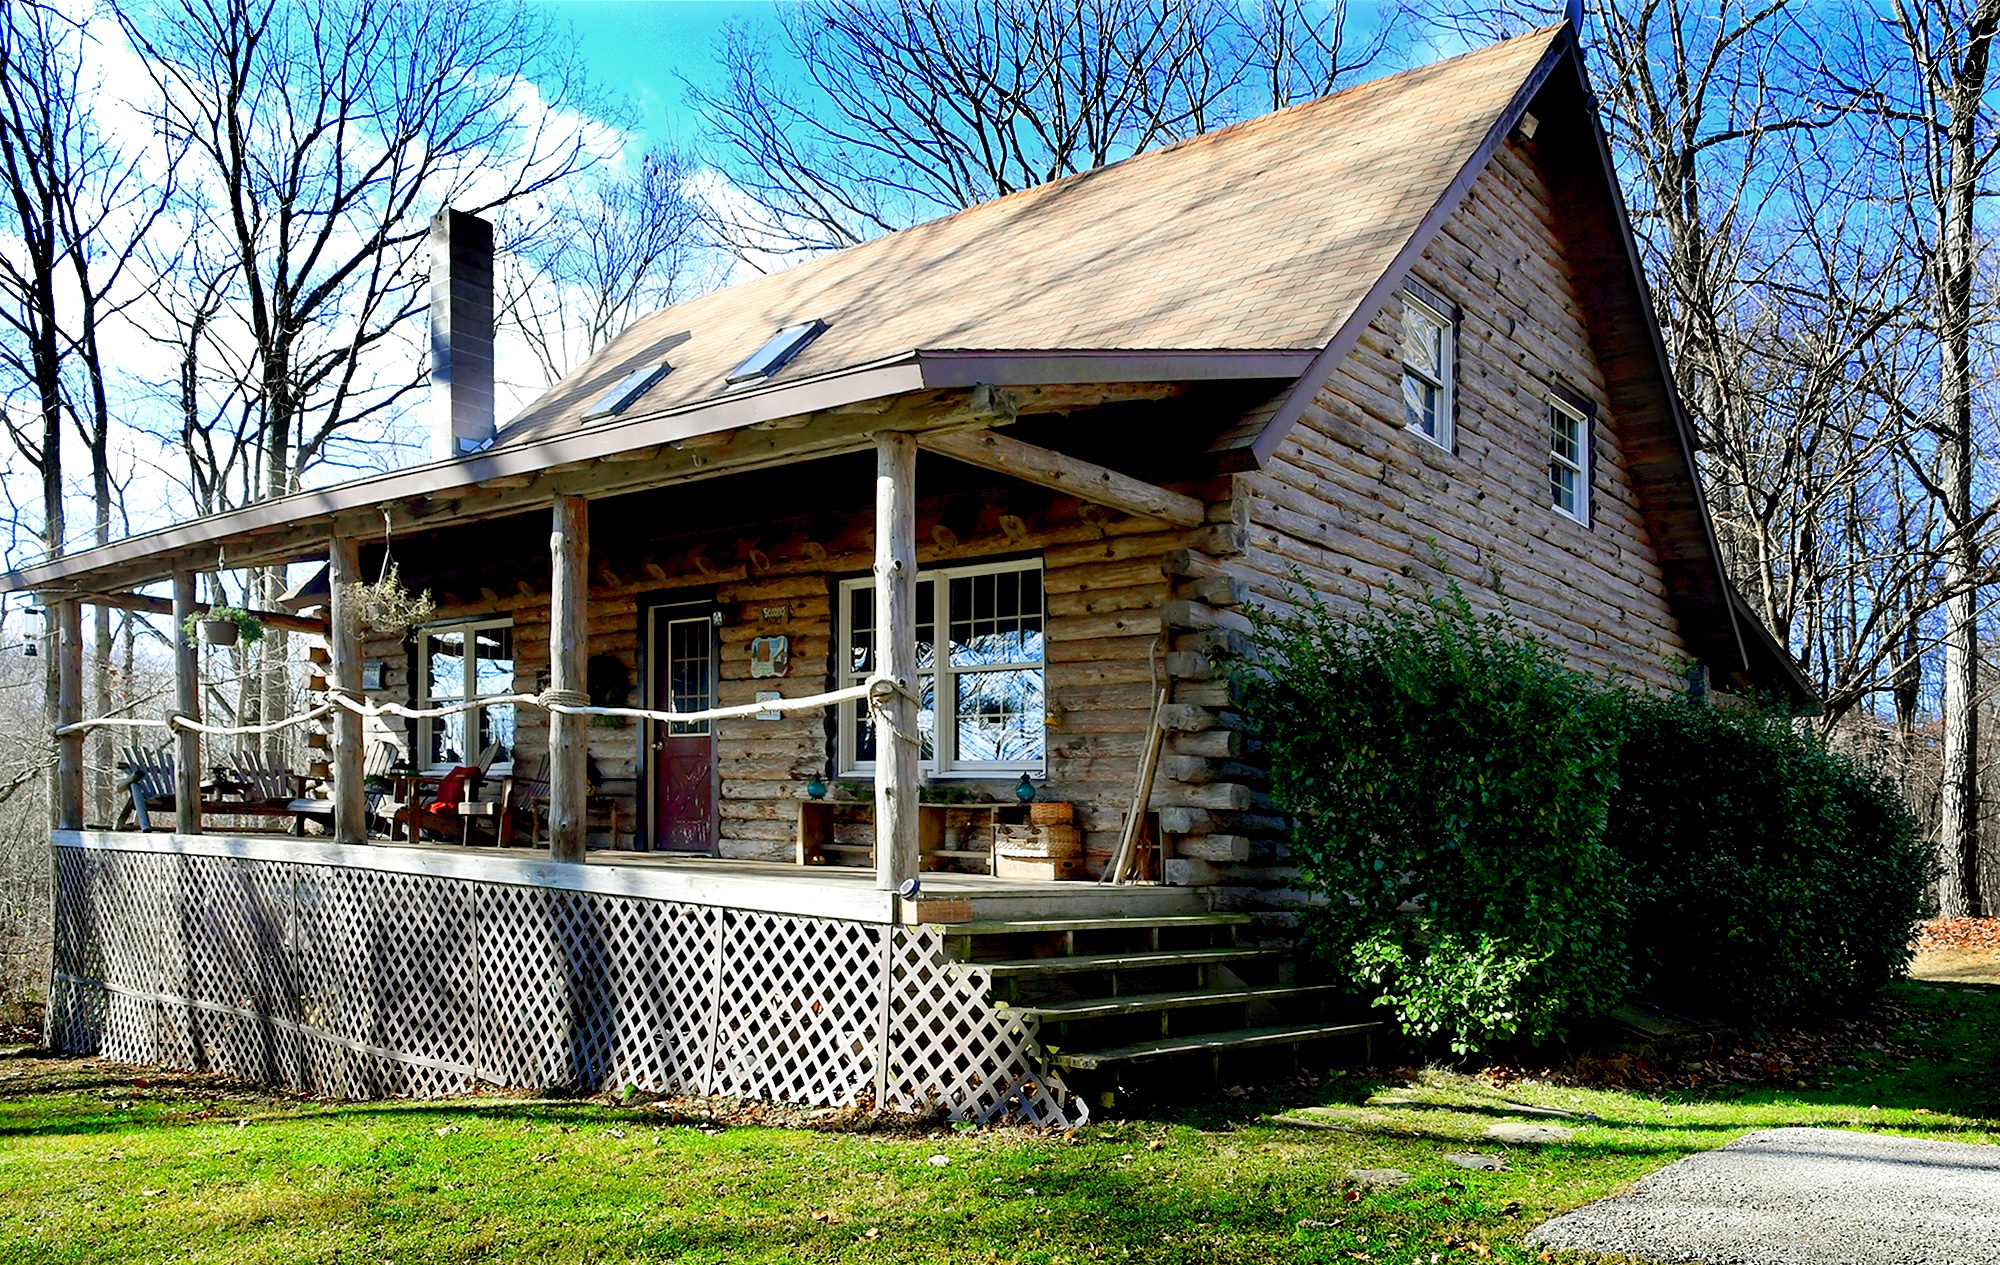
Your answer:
[17,366,1318,1119]
[34,373,1279,894]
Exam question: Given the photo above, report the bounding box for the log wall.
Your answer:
[1198,135,1692,911]
[361,482,1217,869]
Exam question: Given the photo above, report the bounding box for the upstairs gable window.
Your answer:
[1549,395,1591,523]
[1401,291,1454,449]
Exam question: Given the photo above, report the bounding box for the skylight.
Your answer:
[725,320,827,384]
[581,361,673,420]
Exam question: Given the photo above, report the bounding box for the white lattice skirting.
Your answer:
[48,840,1084,1125]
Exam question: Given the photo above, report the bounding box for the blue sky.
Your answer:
[534,1,783,148]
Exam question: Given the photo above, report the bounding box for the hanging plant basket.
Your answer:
[341,561,435,636]
[182,606,265,649]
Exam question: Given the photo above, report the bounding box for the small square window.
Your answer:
[1549,397,1590,523]
[1401,296,1453,448]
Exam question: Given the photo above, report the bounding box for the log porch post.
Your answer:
[170,572,202,835]
[549,493,589,863]
[327,535,366,844]
[873,433,920,890]
[52,599,83,831]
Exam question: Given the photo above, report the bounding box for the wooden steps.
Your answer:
[1009,983,1341,1021]
[1054,1021,1382,1071]
[948,913,1251,937]
[982,946,1279,978]
[943,907,1379,1091]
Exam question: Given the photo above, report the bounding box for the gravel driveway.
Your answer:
[1526,1126,2000,1265]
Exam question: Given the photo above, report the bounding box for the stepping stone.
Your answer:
[1484,1120,1575,1145]
[1445,1152,1506,1171]
[1528,1127,2000,1265]
[1345,1168,1410,1190]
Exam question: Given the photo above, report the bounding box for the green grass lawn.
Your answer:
[2,979,1995,1265]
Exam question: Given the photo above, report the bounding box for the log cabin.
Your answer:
[7,25,1808,1122]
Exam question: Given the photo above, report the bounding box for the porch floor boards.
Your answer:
[342,835,1209,919]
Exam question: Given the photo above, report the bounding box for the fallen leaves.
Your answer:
[1915,917,2000,953]
[1474,995,1921,1093]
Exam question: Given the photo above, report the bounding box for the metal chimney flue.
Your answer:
[429,209,495,460]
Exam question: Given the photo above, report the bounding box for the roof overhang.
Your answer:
[2,346,1313,596]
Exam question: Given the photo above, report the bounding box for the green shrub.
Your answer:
[1238,581,1629,1053]
[1609,696,1930,1022]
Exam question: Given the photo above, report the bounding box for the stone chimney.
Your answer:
[429,209,495,460]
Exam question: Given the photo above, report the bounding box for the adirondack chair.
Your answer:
[221,750,309,810]
[502,755,632,849]
[498,756,550,846]
[115,745,177,832]
[392,742,503,842]
[288,740,402,836]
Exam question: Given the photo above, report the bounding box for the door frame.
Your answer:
[638,590,720,855]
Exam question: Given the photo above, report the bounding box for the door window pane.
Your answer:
[666,617,713,735]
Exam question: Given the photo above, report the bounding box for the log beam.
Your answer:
[549,494,589,863]
[918,428,1204,527]
[170,572,202,835]
[873,433,920,891]
[52,600,82,831]
[327,536,366,844]
[81,590,328,637]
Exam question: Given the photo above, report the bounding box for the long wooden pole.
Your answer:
[170,571,202,835]
[549,494,589,863]
[873,433,920,891]
[327,535,366,844]
[919,428,1205,527]
[52,599,83,831]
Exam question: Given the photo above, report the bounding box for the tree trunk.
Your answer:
[1931,7,1996,919]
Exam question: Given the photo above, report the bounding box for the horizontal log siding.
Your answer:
[1213,138,1691,913]
[367,487,1203,866]
[1245,137,1686,683]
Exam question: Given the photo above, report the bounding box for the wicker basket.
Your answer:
[997,823,1082,858]
[1028,801,1074,826]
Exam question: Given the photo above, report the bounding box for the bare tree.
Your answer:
[1833,0,2000,918]
[1240,0,1397,111]
[0,3,173,821]
[497,145,708,390]
[121,0,598,755]
[695,0,1391,260]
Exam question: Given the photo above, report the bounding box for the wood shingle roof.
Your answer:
[498,27,1567,446]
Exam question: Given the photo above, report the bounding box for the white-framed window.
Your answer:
[1548,394,1591,524]
[416,617,515,769]
[837,558,1045,777]
[1401,292,1454,448]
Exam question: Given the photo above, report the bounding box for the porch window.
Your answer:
[416,618,515,770]
[1401,292,1453,448]
[837,559,1045,777]
[1549,395,1591,523]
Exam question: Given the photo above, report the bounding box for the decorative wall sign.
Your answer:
[754,690,782,721]
[361,662,386,690]
[749,635,791,678]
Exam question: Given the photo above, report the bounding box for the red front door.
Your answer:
[650,610,716,852]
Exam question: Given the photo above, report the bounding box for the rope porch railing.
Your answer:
[51,674,913,740]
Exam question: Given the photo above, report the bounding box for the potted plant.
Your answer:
[341,561,436,636]
[183,606,265,649]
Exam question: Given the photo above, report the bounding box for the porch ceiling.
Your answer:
[2,351,1308,598]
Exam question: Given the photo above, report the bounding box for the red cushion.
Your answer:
[424,766,475,813]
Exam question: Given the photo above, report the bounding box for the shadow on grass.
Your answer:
[1111,979,2000,1141]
